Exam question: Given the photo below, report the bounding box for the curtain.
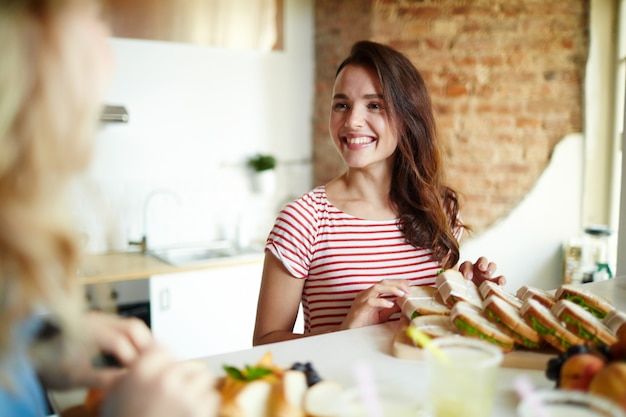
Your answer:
[103,0,278,51]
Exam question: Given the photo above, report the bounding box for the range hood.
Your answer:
[100,105,129,123]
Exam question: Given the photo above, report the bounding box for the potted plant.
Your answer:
[246,153,277,194]
[247,153,276,172]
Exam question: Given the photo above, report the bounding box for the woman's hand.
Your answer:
[37,312,154,391]
[82,311,155,389]
[339,279,411,330]
[101,345,220,417]
[459,256,506,287]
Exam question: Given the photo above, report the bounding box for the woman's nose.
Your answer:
[345,109,365,128]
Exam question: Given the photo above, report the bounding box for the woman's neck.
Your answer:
[325,170,396,220]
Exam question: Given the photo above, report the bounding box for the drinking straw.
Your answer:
[353,360,384,417]
[406,325,449,362]
[513,374,550,417]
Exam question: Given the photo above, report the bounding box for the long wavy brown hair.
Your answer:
[0,0,102,363]
[335,40,467,268]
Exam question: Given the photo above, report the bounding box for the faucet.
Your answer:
[129,188,181,253]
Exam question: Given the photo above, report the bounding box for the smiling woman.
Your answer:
[101,0,283,51]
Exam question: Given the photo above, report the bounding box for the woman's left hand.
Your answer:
[458,256,506,287]
[339,279,411,330]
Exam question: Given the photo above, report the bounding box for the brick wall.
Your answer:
[313,0,589,233]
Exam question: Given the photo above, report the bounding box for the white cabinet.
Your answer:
[150,261,263,360]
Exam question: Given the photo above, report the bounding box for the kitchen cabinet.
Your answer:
[150,261,264,360]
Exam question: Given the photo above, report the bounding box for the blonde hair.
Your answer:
[0,0,103,359]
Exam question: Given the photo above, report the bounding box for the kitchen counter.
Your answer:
[199,278,626,416]
[77,250,265,285]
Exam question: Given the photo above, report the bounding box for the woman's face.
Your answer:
[329,64,398,170]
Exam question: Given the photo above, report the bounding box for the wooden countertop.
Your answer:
[77,250,265,285]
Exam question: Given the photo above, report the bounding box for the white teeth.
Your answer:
[346,137,373,144]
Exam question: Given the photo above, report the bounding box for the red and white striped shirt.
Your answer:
[266,186,444,333]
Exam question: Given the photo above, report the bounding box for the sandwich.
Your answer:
[516,285,556,309]
[551,299,617,347]
[604,309,626,337]
[411,314,459,339]
[482,294,543,349]
[479,281,523,311]
[450,300,516,352]
[436,269,483,310]
[520,299,586,352]
[555,284,615,319]
[400,285,450,320]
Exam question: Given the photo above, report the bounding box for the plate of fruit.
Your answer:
[545,328,626,412]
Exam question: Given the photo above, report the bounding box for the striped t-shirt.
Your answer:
[266,186,444,333]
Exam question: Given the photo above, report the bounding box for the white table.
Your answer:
[200,279,626,416]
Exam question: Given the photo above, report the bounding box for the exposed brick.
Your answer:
[313,0,588,232]
[398,6,440,19]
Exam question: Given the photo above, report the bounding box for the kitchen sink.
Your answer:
[148,241,263,266]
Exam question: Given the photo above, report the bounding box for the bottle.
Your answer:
[582,225,613,282]
[563,238,583,284]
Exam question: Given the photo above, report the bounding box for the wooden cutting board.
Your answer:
[392,324,559,370]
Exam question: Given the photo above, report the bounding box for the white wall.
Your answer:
[74,0,315,253]
[461,133,584,292]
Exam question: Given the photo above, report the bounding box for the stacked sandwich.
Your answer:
[399,270,621,353]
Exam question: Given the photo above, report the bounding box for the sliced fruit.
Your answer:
[589,362,626,411]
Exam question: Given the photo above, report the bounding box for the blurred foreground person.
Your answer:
[0,1,219,416]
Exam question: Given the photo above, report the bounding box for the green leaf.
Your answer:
[223,365,245,380]
[244,366,273,380]
[222,364,273,381]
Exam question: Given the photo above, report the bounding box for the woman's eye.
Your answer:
[368,102,383,110]
[332,102,348,111]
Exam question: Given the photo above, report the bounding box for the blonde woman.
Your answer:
[0,1,219,416]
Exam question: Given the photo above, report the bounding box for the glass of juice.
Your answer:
[516,389,625,417]
[424,336,503,417]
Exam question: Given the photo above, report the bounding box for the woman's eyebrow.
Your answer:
[332,93,384,100]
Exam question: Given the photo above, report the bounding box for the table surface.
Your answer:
[199,278,626,416]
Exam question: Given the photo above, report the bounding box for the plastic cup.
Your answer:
[517,389,626,417]
[424,336,503,417]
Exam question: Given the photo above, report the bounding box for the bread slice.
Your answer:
[604,309,626,336]
[483,294,543,349]
[551,299,617,347]
[516,285,556,309]
[450,300,515,352]
[411,314,459,339]
[270,370,308,417]
[436,269,482,310]
[400,285,450,320]
[555,284,615,319]
[479,281,523,311]
[520,299,586,352]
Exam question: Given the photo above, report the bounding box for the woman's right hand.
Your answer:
[101,344,220,417]
[339,279,410,330]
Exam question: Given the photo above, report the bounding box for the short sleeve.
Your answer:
[265,192,320,279]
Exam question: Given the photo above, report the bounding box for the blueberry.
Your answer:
[566,345,589,356]
[290,362,306,372]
